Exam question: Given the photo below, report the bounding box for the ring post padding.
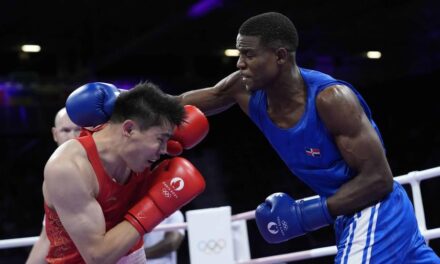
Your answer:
[186,206,235,264]
[232,219,251,262]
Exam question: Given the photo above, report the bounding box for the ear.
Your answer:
[51,127,58,143]
[122,120,136,136]
[275,48,289,65]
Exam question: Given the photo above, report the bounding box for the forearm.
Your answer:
[327,172,393,216]
[177,89,236,116]
[145,232,183,258]
[78,221,141,264]
[26,229,49,264]
[176,71,243,116]
[145,240,177,259]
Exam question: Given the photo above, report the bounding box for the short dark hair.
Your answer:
[238,12,298,52]
[110,82,185,130]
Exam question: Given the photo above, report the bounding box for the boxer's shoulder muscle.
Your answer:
[44,140,98,208]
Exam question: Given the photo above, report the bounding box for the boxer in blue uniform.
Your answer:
[177,12,440,263]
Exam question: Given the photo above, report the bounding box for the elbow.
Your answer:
[374,173,394,200]
[84,250,111,264]
[174,94,184,105]
[84,255,103,264]
[168,233,184,251]
[171,239,184,251]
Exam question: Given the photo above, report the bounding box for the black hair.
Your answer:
[110,82,185,130]
[239,12,298,52]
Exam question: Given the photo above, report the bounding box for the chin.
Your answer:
[133,165,148,173]
[246,84,263,92]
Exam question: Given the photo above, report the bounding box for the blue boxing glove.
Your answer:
[255,193,334,244]
[66,82,120,127]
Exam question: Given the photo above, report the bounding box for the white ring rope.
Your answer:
[1,167,440,264]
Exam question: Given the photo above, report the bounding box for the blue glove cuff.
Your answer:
[321,197,334,224]
[299,196,334,232]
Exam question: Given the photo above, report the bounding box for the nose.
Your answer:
[159,141,168,155]
[236,55,246,70]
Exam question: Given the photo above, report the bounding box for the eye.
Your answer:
[242,50,256,58]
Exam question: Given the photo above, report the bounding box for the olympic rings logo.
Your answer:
[162,188,171,198]
[197,239,226,254]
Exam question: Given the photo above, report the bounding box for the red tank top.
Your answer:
[45,132,151,263]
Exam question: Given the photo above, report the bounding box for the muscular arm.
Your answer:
[26,225,49,264]
[145,231,184,259]
[44,156,140,264]
[177,71,251,116]
[317,85,393,216]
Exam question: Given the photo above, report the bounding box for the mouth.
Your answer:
[240,74,253,90]
[148,159,157,164]
[144,159,154,166]
[240,72,251,80]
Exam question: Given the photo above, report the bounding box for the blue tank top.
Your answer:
[249,68,383,197]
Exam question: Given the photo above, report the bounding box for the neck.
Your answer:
[266,65,305,112]
[93,124,131,184]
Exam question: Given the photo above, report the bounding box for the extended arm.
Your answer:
[317,85,394,216]
[177,71,250,116]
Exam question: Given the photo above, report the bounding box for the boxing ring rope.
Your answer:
[1,167,440,263]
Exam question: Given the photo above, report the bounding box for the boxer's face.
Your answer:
[236,34,279,91]
[122,121,173,173]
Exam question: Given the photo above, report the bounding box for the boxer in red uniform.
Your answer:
[35,82,208,264]
[26,107,81,264]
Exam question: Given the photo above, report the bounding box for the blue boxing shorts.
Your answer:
[334,182,440,263]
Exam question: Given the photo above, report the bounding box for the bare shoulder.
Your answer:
[316,85,359,108]
[316,85,364,135]
[45,140,87,178]
[44,140,97,207]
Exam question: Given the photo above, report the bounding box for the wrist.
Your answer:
[125,196,165,235]
[125,213,146,235]
[321,197,334,223]
[299,196,334,232]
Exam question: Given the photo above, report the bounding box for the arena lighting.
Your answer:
[366,50,381,59]
[21,44,41,53]
[187,0,223,18]
[224,49,239,57]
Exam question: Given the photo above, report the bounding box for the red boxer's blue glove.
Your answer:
[255,193,334,243]
[66,82,120,127]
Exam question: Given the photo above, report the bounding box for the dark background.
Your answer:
[1,0,440,263]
